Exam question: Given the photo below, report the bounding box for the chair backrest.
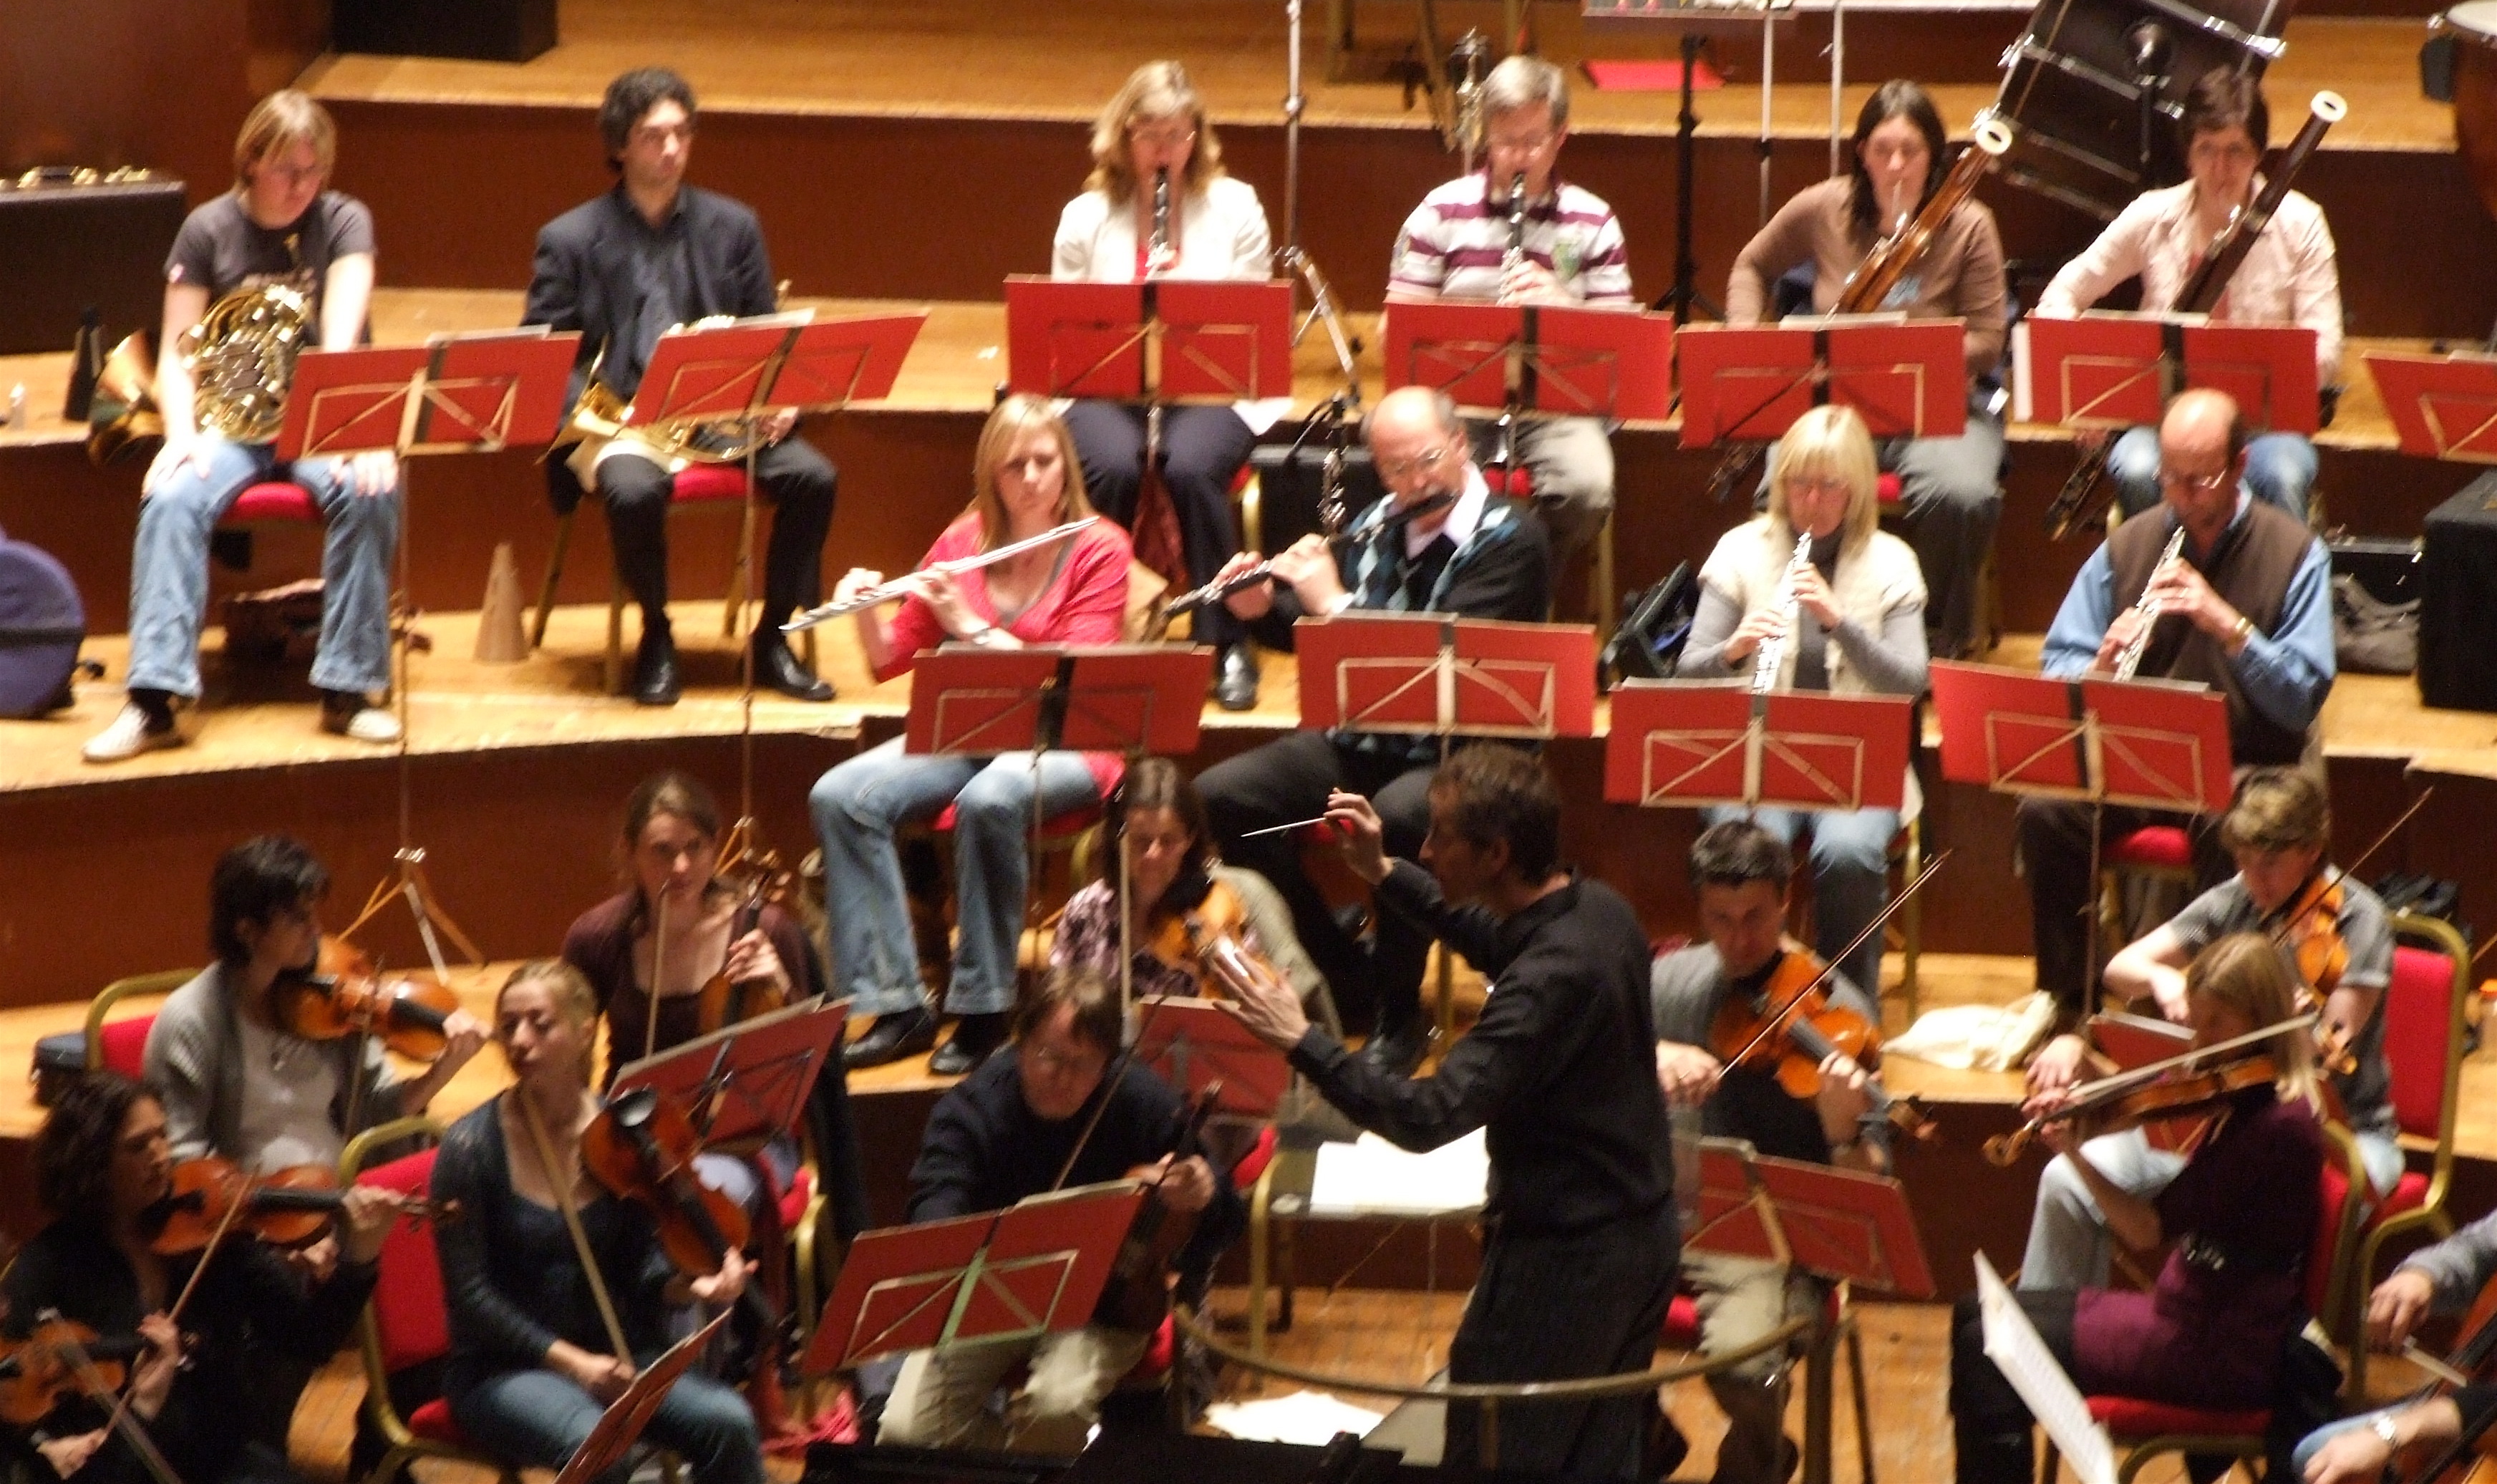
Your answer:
[2380,914,2471,1158]
[2312,1120,2372,1339]
[84,968,196,1073]
[341,1118,450,1379]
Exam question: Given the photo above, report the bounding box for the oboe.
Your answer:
[1499,170,1528,288]
[1148,165,1173,278]
[2113,527,2188,680]
[1751,533,1813,693]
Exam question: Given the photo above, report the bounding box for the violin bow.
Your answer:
[518,1095,636,1363]
[1726,851,1951,1068]
[40,1312,185,1484]
[644,890,670,1067]
[2264,785,2436,945]
[1049,989,1185,1194]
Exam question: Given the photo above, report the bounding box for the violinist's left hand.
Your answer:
[437,1008,489,1077]
[689,1248,750,1309]
[722,929,790,999]
[286,1233,341,1285]
[337,1183,402,1266]
[1814,1052,1875,1148]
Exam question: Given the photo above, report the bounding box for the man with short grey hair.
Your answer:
[1387,54,1631,578]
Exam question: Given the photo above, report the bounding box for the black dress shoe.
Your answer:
[755,634,835,702]
[842,1007,938,1069]
[633,626,681,707]
[928,1012,1009,1076]
[1359,1014,1430,1077]
[1212,643,1261,712]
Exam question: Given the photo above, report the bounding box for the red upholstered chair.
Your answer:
[1478,459,1616,638]
[1657,1284,1871,1484]
[226,480,322,526]
[2342,912,2473,1399]
[530,463,813,694]
[339,1117,522,1484]
[2039,1120,2370,1484]
[2095,825,2203,966]
[82,968,193,1075]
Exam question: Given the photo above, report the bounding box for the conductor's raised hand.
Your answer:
[1324,790,1387,885]
[1214,946,1308,1050]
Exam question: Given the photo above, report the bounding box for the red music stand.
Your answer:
[553,1309,732,1484]
[802,1180,1148,1374]
[2362,348,2497,462]
[1380,300,1676,424]
[271,331,583,986]
[1294,614,1596,741]
[629,311,925,431]
[1603,680,1912,812]
[1928,661,2234,814]
[1675,319,1967,447]
[903,645,1213,760]
[1133,996,1291,1119]
[1684,1138,1934,1298]
[1002,277,1294,404]
[2014,316,2320,435]
[607,997,846,1150]
[2085,1008,2189,1069]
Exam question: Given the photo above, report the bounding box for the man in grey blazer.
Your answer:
[525,67,838,707]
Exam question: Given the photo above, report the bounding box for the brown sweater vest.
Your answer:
[2107,504,2313,766]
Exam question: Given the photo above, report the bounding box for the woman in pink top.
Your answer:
[810,394,1135,1074]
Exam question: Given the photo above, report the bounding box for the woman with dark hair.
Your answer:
[1725,78,2008,662]
[1948,933,2328,1483]
[1048,757,1337,1031]
[3,1072,395,1484]
[810,394,1135,1075]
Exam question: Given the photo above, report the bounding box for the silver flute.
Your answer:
[1750,533,1813,694]
[2113,527,2188,680]
[781,518,1099,634]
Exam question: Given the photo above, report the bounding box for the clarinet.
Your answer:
[1500,169,1528,282]
[1148,165,1173,278]
[2113,527,2187,680]
[1489,170,1528,472]
[1751,533,1813,693]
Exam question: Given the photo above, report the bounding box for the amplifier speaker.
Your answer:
[2419,472,2497,712]
[334,0,556,63]
[0,175,186,356]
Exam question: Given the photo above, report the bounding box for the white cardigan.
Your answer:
[1052,174,1287,431]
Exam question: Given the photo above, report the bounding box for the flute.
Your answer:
[781,518,1098,634]
[1163,491,1458,617]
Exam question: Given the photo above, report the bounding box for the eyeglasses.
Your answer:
[2160,467,2235,495]
[1129,122,1198,150]
[1488,131,1558,154]
[1377,445,1456,482]
[1024,1042,1108,1077]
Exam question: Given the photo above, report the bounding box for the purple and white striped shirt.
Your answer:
[1387,172,1633,305]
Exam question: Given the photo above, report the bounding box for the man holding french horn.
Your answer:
[524,67,838,708]
[86,91,402,764]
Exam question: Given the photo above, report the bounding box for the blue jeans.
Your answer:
[810,737,1101,1017]
[127,436,400,700]
[2108,425,2316,522]
[1701,803,1899,1000]
[449,1364,760,1484]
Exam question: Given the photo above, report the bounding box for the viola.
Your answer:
[1093,1085,1221,1333]
[694,863,791,1036]
[0,1321,152,1425]
[140,1156,454,1255]
[579,1087,778,1340]
[273,936,465,1063]
[1983,1016,2308,1166]
[1708,946,1935,1145]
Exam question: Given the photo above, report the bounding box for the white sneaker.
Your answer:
[321,698,402,744]
[82,702,180,763]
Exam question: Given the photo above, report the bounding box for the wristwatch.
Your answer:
[2228,614,2255,647]
[2372,1412,2400,1447]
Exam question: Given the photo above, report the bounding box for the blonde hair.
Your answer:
[233,90,336,188]
[2186,932,2322,1112]
[495,959,601,1085]
[1085,61,1226,204]
[971,393,1096,550]
[2220,767,2330,855]
[1767,404,1881,552]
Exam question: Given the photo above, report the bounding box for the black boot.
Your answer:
[929,1012,1009,1076]
[1212,643,1260,712]
[842,1007,938,1069]
[633,619,681,707]
[755,630,834,702]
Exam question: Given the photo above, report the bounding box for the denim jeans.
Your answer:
[2017,1125,2403,1289]
[809,737,1100,1017]
[2108,425,2317,522]
[127,436,400,699]
[1700,803,1900,1001]
[449,1364,761,1484]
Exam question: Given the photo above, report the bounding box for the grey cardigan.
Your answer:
[141,962,402,1163]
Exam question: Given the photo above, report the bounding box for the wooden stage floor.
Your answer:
[299,0,2461,156]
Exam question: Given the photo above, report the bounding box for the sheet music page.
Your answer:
[1974,1253,2115,1484]
[1307,1129,1488,1217]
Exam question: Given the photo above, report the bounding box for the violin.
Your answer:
[2265,872,2362,1080]
[273,936,465,1062]
[694,864,790,1036]
[1094,1085,1221,1333]
[0,1321,151,1425]
[579,1087,778,1340]
[1140,877,1254,993]
[1709,946,1936,1145]
[140,1156,454,1254]
[1984,1015,2309,1166]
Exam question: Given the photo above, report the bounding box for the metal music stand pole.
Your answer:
[1285,0,1306,258]
[1667,31,1722,322]
[1828,0,1846,178]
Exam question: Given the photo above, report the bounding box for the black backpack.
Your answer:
[0,525,87,717]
